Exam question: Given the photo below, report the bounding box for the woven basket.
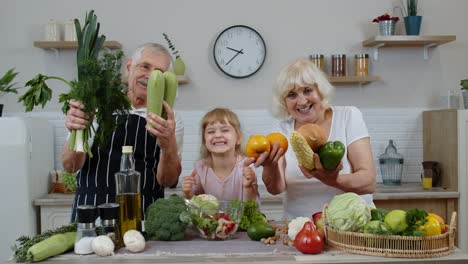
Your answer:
[50,170,75,194]
[324,208,457,258]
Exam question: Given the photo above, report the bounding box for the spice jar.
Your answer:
[45,19,61,41]
[309,54,326,73]
[331,54,346,76]
[74,205,97,255]
[354,54,369,76]
[98,203,121,248]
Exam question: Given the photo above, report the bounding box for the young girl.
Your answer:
[182,108,259,202]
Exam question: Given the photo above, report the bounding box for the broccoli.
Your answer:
[144,194,191,241]
[239,200,267,231]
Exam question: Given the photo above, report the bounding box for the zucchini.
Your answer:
[147,70,165,119]
[27,232,76,262]
[162,71,178,119]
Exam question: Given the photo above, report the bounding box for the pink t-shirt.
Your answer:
[191,156,260,203]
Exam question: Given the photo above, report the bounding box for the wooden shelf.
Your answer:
[177,75,190,84]
[329,75,380,85]
[362,35,456,60]
[33,41,122,50]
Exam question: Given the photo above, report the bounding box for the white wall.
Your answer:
[1,0,468,113]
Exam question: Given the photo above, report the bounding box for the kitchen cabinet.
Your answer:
[362,35,456,60]
[423,109,468,252]
[33,41,190,85]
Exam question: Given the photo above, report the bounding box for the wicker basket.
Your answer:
[50,170,75,194]
[324,209,457,258]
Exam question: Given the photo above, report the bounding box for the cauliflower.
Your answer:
[191,194,219,216]
[288,217,312,240]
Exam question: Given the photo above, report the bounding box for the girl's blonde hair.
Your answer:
[271,57,335,119]
[200,108,244,164]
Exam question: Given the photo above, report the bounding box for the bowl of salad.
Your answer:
[189,195,244,240]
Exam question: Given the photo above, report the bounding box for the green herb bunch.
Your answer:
[163,33,180,58]
[0,68,20,95]
[401,0,418,16]
[18,10,130,157]
[461,79,468,90]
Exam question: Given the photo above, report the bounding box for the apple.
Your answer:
[312,212,323,229]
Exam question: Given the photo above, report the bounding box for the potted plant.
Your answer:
[461,79,468,109]
[0,68,20,117]
[372,13,399,36]
[163,33,185,76]
[401,0,422,35]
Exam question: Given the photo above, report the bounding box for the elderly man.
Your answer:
[61,43,183,221]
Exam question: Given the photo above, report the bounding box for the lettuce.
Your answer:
[191,194,219,216]
[325,192,371,232]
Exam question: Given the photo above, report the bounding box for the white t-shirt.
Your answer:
[274,106,374,219]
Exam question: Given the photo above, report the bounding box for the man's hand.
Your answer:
[146,101,176,149]
[65,99,88,131]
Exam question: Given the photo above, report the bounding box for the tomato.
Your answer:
[246,135,271,159]
[266,132,288,154]
[294,221,324,254]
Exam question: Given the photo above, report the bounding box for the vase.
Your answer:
[379,20,396,36]
[404,16,422,35]
[173,56,186,76]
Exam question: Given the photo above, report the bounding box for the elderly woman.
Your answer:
[253,58,376,219]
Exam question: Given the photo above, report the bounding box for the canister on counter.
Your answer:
[309,54,326,73]
[354,54,369,76]
[331,54,346,76]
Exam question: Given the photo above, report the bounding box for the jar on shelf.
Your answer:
[45,19,61,41]
[354,54,369,76]
[63,20,77,41]
[309,54,326,73]
[379,139,404,186]
[331,54,346,76]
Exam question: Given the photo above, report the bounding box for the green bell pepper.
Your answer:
[318,141,345,170]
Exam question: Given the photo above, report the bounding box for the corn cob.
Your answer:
[162,71,178,119]
[290,131,315,170]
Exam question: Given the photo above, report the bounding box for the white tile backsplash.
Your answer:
[6,108,425,184]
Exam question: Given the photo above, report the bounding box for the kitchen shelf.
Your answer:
[177,75,190,84]
[362,35,456,60]
[33,40,122,50]
[328,75,380,85]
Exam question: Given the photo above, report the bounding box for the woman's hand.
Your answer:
[300,153,343,187]
[65,100,88,131]
[252,142,285,168]
[146,101,176,149]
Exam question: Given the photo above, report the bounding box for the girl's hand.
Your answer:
[253,142,284,168]
[65,99,88,131]
[182,170,197,197]
[242,158,257,187]
[300,153,343,187]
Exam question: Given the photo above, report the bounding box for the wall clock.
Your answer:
[213,25,266,78]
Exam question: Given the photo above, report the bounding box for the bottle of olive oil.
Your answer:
[115,146,142,236]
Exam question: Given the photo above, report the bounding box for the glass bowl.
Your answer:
[190,200,244,240]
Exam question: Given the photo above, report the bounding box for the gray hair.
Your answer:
[130,43,173,68]
[271,58,335,119]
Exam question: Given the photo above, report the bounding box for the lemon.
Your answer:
[384,210,408,233]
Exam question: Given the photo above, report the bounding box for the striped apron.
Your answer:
[70,114,163,222]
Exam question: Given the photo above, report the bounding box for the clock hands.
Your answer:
[226,47,244,54]
[225,48,243,66]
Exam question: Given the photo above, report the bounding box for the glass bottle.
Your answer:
[98,203,121,248]
[354,54,369,76]
[379,140,404,186]
[115,146,142,237]
[331,54,346,76]
[74,205,97,255]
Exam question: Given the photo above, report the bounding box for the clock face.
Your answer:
[213,25,266,78]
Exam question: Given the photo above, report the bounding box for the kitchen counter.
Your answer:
[34,182,459,206]
[9,232,468,264]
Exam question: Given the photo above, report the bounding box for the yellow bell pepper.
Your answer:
[418,216,442,236]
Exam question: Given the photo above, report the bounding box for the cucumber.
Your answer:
[147,70,165,118]
[27,232,76,262]
[162,71,178,120]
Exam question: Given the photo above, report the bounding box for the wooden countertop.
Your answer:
[34,183,459,206]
